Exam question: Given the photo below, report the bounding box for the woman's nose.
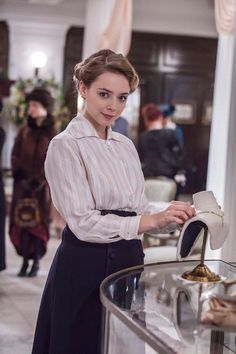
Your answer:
[107,98,116,111]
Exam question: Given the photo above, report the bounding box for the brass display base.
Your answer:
[182,264,221,282]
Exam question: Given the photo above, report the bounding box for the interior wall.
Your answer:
[0,0,217,82]
[133,0,217,38]
[8,20,68,82]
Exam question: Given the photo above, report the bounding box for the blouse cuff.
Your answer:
[119,215,142,240]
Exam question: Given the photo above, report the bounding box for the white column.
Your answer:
[221,30,236,262]
[8,20,69,83]
[206,32,236,261]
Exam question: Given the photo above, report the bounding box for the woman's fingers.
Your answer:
[153,201,196,229]
[167,201,196,219]
[161,202,196,227]
[164,212,189,225]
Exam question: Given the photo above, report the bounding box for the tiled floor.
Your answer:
[0,231,60,354]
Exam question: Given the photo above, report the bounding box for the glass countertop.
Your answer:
[100,260,236,354]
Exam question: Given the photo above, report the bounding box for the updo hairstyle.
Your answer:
[74,49,139,93]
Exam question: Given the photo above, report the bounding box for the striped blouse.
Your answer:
[45,114,156,243]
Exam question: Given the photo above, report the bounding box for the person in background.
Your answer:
[9,88,57,277]
[0,97,6,271]
[159,103,184,147]
[112,115,129,136]
[32,49,195,354]
[159,103,186,193]
[138,102,183,181]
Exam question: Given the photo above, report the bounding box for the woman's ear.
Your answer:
[79,81,86,99]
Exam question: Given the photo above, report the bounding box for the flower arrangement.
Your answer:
[9,77,71,130]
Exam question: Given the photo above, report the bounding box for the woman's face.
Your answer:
[28,101,47,119]
[79,71,130,132]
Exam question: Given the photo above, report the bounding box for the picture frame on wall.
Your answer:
[171,100,196,125]
[202,101,213,125]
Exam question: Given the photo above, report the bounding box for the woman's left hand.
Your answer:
[152,201,196,230]
[139,201,196,234]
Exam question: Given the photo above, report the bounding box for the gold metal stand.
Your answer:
[181,227,221,282]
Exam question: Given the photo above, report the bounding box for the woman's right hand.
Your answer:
[139,201,196,234]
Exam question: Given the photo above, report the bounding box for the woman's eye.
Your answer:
[99,92,109,98]
[119,96,128,102]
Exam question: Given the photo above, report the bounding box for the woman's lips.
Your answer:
[102,113,115,120]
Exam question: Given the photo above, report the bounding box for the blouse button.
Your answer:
[129,195,133,201]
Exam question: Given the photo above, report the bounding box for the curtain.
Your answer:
[82,0,132,59]
[98,0,132,56]
[215,0,236,34]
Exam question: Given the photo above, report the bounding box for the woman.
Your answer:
[138,103,183,180]
[10,88,57,277]
[32,50,195,354]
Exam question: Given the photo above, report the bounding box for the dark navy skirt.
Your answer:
[32,212,144,354]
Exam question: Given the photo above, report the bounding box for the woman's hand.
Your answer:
[139,201,196,234]
[152,201,196,230]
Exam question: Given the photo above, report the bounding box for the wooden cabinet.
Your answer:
[128,32,217,193]
[0,21,10,97]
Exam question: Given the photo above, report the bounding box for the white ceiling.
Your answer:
[0,0,217,38]
[2,0,67,4]
[0,0,79,5]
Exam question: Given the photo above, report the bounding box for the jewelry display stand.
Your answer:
[181,227,221,282]
[177,191,229,283]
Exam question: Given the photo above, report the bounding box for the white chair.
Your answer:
[143,177,198,264]
[143,176,177,250]
[144,177,177,203]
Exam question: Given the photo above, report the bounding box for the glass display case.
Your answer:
[100,260,236,354]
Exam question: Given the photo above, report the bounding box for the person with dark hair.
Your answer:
[32,49,195,354]
[0,97,6,271]
[9,87,57,277]
[138,102,183,180]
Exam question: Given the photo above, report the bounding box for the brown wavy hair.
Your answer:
[74,49,139,93]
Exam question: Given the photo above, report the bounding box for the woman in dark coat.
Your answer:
[0,98,6,271]
[9,88,57,277]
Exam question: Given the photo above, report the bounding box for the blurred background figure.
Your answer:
[159,103,186,195]
[159,103,184,147]
[112,115,129,137]
[9,88,57,277]
[138,103,183,189]
[0,97,6,271]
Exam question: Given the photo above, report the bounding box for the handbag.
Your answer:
[14,198,41,228]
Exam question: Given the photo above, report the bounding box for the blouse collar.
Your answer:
[66,114,123,142]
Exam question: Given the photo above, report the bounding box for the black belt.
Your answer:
[64,209,137,247]
[99,209,137,217]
